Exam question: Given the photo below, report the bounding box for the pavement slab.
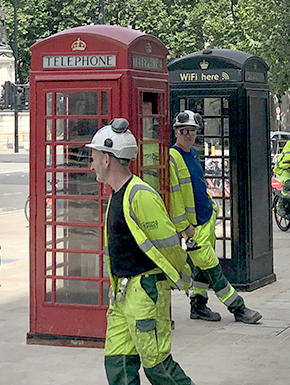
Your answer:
[1,207,290,384]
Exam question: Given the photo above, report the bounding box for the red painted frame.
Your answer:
[28,25,169,344]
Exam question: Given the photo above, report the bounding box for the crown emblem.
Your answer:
[199,59,209,70]
[71,38,87,51]
[145,42,152,53]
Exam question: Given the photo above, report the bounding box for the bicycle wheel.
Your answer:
[24,197,30,221]
[273,195,290,231]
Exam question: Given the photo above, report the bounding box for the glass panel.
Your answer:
[103,281,109,306]
[46,145,52,168]
[46,173,53,192]
[103,254,109,278]
[225,219,231,238]
[55,171,97,196]
[46,195,53,220]
[46,251,52,274]
[55,119,98,142]
[102,118,108,126]
[46,225,52,247]
[204,98,221,115]
[143,169,160,191]
[45,279,52,302]
[46,119,52,141]
[56,144,92,168]
[56,252,99,277]
[223,98,229,109]
[215,238,223,258]
[55,279,99,305]
[225,240,232,259]
[179,99,186,111]
[46,93,52,116]
[56,92,99,116]
[55,199,98,222]
[56,225,99,250]
[143,117,159,139]
[102,91,108,115]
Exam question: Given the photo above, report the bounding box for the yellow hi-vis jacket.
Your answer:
[169,148,197,233]
[274,140,290,175]
[104,175,192,297]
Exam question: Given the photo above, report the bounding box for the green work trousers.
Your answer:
[187,209,244,312]
[104,269,193,385]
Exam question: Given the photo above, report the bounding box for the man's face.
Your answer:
[90,148,108,183]
[175,125,198,148]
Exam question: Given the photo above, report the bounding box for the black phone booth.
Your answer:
[168,49,276,291]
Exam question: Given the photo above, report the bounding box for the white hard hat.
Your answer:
[86,118,138,160]
[173,110,202,129]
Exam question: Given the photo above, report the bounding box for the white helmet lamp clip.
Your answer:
[173,110,202,129]
[86,118,138,160]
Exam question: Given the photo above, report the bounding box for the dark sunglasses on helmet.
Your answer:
[110,118,129,133]
[176,111,189,123]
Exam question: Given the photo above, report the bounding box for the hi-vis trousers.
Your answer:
[104,268,194,385]
[187,209,244,313]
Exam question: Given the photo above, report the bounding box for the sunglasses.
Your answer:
[178,128,197,135]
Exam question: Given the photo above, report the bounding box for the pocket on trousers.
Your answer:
[135,319,158,358]
[140,275,158,303]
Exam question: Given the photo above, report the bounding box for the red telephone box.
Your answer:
[27,25,170,347]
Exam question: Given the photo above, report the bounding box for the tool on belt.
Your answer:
[116,278,130,302]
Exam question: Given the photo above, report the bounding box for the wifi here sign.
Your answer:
[169,69,242,83]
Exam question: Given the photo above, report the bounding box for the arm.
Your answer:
[169,157,192,233]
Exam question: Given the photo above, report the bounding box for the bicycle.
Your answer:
[272,189,290,232]
[24,195,53,222]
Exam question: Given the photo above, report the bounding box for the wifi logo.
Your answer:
[222,72,230,81]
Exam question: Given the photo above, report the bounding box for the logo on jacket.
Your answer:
[141,220,158,230]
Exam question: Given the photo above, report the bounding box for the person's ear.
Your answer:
[103,152,111,167]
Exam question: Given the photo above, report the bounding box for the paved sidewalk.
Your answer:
[0,211,290,385]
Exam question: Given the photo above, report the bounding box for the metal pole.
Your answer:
[13,0,18,153]
[98,0,105,24]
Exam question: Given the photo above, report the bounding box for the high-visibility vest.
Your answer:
[274,140,290,175]
[104,175,192,296]
[169,148,197,233]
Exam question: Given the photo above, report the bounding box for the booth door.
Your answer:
[32,80,119,339]
[171,94,233,260]
[137,88,170,209]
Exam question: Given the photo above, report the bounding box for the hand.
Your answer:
[184,224,195,238]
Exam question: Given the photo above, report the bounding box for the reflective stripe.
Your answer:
[139,239,154,254]
[170,184,180,193]
[170,154,179,178]
[129,184,157,204]
[223,291,239,306]
[170,155,191,185]
[129,184,156,224]
[175,278,184,290]
[179,177,191,184]
[190,292,208,299]
[129,184,181,250]
[104,246,108,254]
[171,213,187,223]
[186,206,196,214]
[151,233,180,249]
[181,272,192,283]
[192,280,209,290]
[216,282,231,298]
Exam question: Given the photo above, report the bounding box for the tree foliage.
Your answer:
[1,0,290,95]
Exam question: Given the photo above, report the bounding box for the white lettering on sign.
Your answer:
[43,55,116,68]
[133,55,163,70]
